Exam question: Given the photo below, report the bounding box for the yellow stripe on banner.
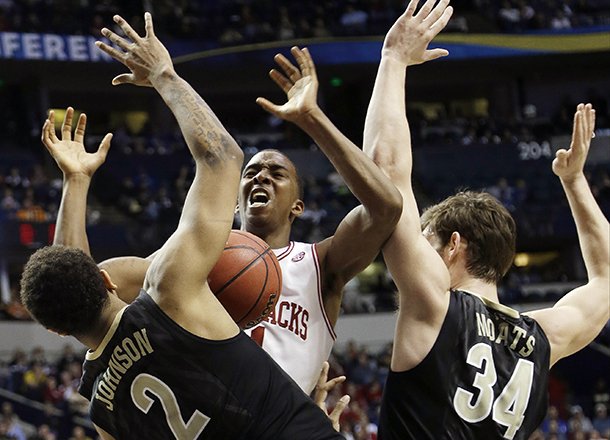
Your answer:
[436,32,610,52]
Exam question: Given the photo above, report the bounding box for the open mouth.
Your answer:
[249,189,270,208]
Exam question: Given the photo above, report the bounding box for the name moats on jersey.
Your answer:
[475,311,536,357]
[246,242,336,393]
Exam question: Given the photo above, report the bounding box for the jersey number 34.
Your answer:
[453,343,534,440]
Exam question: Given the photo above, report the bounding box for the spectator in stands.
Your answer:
[1,188,19,215]
[4,167,27,192]
[42,377,63,407]
[15,196,48,223]
[68,426,92,440]
[568,405,594,436]
[7,350,27,393]
[541,405,569,439]
[348,351,376,386]
[340,3,369,35]
[57,371,88,416]
[592,403,610,438]
[21,362,47,401]
[0,402,34,440]
[312,18,331,38]
[498,0,521,31]
[54,345,78,375]
[276,6,295,40]
[27,423,57,440]
[593,378,610,411]
[550,9,572,29]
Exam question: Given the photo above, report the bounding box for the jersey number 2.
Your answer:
[453,343,534,440]
[131,373,210,439]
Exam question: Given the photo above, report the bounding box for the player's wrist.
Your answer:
[559,172,587,187]
[149,65,178,86]
[380,50,409,67]
[64,171,94,182]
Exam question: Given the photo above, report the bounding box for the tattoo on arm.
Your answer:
[164,77,236,167]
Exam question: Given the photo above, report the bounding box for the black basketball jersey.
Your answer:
[379,290,550,440]
[79,291,342,440]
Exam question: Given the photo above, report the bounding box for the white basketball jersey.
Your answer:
[245,241,336,394]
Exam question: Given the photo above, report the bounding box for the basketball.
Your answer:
[208,230,281,329]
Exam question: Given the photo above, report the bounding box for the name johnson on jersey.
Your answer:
[94,328,154,411]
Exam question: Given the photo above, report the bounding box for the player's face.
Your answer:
[238,151,301,230]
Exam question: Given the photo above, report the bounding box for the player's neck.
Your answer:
[79,295,127,350]
[453,278,499,303]
[244,225,291,249]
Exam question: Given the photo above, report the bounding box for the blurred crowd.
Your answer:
[0,0,609,45]
[0,345,92,440]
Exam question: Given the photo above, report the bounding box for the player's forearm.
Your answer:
[363,56,411,181]
[296,107,402,220]
[561,173,610,280]
[54,174,92,255]
[150,69,243,166]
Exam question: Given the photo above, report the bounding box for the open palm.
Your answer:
[256,47,319,124]
[41,107,112,177]
[278,75,317,120]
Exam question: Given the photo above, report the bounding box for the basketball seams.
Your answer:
[209,230,282,329]
[235,253,271,326]
[214,247,272,296]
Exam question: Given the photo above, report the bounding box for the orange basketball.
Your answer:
[208,230,281,329]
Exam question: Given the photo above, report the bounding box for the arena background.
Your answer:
[0,1,609,438]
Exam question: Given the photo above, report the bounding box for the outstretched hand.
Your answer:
[256,46,319,124]
[314,361,350,432]
[383,0,453,66]
[95,12,173,87]
[41,107,112,178]
[553,103,596,182]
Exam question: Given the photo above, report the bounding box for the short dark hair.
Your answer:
[421,191,516,284]
[20,246,108,336]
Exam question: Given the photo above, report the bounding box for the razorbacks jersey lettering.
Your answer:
[79,291,342,440]
[379,290,550,440]
[245,242,336,393]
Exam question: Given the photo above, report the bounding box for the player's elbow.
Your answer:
[367,185,402,229]
[383,186,403,225]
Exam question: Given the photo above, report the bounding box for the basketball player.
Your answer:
[21,12,344,440]
[52,21,403,394]
[240,46,403,393]
[363,1,610,439]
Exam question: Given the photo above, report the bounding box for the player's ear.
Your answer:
[100,269,118,293]
[235,203,240,214]
[290,199,304,220]
[446,231,462,261]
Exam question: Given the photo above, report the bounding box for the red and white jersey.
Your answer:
[245,241,336,394]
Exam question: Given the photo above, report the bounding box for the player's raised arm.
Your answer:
[97,13,244,331]
[362,0,453,370]
[527,104,610,366]
[42,107,157,303]
[257,46,402,323]
[42,107,112,255]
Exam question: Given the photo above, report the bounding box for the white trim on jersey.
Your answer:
[312,242,337,340]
